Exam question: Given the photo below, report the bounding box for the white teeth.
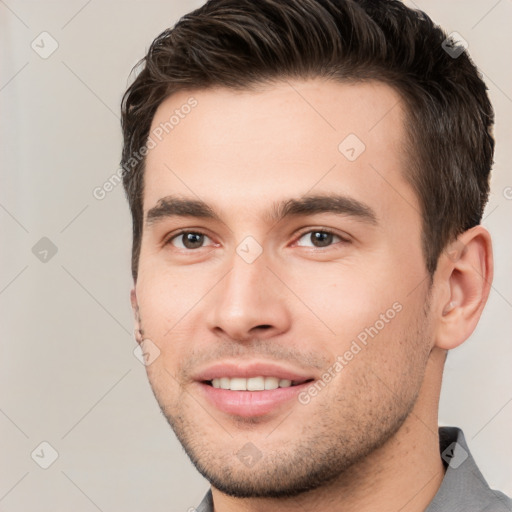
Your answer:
[247,376,265,391]
[229,377,247,391]
[264,377,279,390]
[209,376,295,390]
[219,377,230,389]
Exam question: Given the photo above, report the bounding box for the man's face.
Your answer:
[132,80,435,497]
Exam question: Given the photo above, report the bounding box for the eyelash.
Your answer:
[164,228,351,251]
[164,230,216,250]
[294,228,351,248]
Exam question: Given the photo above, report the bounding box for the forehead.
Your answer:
[143,79,418,223]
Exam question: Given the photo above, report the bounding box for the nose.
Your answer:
[205,250,292,342]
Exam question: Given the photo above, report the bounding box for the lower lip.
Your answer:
[197,381,313,417]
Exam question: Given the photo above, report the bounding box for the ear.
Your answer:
[434,225,493,350]
[130,287,143,344]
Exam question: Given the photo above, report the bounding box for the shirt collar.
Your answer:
[426,426,510,511]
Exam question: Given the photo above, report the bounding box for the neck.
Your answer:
[210,348,447,512]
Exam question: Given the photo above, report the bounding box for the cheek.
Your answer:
[289,268,427,385]
[328,304,429,412]
[145,361,184,415]
[283,262,403,340]
[136,268,201,334]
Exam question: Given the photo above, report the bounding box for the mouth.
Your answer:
[203,376,314,391]
[193,361,317,417]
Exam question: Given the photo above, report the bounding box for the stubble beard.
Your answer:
[143,295,433,498]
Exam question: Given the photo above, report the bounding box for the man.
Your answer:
[120,0,511,510]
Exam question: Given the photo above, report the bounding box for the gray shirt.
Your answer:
[195,427,511,511]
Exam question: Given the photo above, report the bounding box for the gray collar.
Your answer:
[425,427,511,511]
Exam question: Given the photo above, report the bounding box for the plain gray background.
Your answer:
[1,1,511,511]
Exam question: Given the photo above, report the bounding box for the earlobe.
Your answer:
[130,287,138,313]
[130,288,143,344]
[435,226,493,350]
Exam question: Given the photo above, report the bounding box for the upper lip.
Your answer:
[192,361,316,383]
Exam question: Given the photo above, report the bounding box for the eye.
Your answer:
[167,231,213,250]
[295,229,348,248]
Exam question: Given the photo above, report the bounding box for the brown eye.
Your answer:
[169,232,211,250]
[296,230,344,248]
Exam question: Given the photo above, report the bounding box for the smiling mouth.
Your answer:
[204,376,314,391]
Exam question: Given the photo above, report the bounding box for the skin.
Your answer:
[130,79,493,512]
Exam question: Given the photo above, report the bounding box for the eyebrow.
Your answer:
[145,193,378,227]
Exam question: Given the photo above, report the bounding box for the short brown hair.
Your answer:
[121,0,494,281]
